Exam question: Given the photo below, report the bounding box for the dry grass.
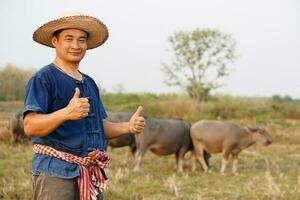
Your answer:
[0,121,11,142]
[0,140,299,199]
[0,98,300,199]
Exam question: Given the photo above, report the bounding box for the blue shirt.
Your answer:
[23,63,107,178]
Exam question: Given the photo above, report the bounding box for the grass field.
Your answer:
[0,97,299,200]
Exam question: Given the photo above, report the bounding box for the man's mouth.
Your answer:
[69,52,81,56]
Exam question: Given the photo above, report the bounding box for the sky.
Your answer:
[0,0,299,98]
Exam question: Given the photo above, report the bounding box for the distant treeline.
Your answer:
[0,64,35,101]
[0,64,299,122]
[101,93,300,122]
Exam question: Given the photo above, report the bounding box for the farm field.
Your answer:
[0,96,299,200]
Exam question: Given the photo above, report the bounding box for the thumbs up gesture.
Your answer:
[64,88,90,120]
[128,106,145,134]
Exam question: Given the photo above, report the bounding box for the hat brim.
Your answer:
[33,15,108,49]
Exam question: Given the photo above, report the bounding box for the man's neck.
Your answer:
[54,58,79,72]
[53,58,82,80]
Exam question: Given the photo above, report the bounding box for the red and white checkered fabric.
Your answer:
[33,144,110,200]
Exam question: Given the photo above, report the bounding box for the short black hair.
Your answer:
[53,29,64,38]
[52,29,89,39]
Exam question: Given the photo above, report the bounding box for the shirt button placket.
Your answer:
[77,80,92,148]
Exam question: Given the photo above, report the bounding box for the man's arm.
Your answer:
[103,106,145,139]
[24,88,89,137]
[24,109,68,137]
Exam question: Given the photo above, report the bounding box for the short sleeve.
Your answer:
[98,95,107,119]
[95,86,107,120]
[23,76,50,118]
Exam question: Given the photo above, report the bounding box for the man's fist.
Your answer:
[128,106,145,134]
[64,88,90,120]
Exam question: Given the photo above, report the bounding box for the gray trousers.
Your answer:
[32,173,103,200]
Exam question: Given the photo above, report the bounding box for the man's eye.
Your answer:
[66,38,72,41]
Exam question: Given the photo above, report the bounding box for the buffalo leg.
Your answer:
[134,148,147,171]
[232,154,239,175]
[191,151,197,171]
[194,144,209,172]
[220,149,230,174]
[204,151,211,168]
[12,132,18,143]
[130,144,137,156]
[176,147,188,172]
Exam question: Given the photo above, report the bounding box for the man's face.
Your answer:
[52,29,88,64]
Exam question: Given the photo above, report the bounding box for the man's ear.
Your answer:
[51,36,58,47]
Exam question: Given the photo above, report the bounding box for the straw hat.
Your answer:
[33,11,108,49]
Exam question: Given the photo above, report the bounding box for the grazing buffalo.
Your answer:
[191,120,272,175]
[105,112,136,156]
[9,112,26,143]
[134,118,192,172]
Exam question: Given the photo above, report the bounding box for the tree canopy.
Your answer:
[162,29,236,101]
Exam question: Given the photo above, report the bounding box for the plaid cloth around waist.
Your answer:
[33,144,110,200]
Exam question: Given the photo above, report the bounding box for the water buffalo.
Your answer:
[105,112,136,156]
[191,120,272,175]
[9,112,26,143]
[134,118,193,172]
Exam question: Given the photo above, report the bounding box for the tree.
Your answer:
[162,29,236,101]
[0,64,35,101]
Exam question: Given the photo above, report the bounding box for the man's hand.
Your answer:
[128,106,145,134]
[63,88,90,120]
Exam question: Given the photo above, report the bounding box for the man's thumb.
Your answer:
[133,105,143,117]
[73,87,80,98]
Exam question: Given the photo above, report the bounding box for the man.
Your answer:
[23,12,145,200]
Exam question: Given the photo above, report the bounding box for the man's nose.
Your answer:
[71,41,80,49]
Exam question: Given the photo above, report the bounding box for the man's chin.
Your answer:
[68,57,83,63]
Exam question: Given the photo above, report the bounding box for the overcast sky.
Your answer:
[0,0,299,98]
